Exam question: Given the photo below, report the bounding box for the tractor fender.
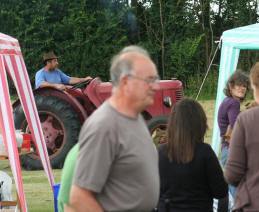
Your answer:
[13,87,88,124]
[85,78,112,107]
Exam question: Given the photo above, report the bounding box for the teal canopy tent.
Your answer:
[212,23,259,155]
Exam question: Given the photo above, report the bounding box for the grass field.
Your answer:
[0,162,62,212]
[0,100,216,211]
[199,100,215,144]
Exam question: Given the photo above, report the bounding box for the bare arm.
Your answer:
[69,76,92,85]
[69,185,103,212]
[223,125,232,143]
[39,81,67,90]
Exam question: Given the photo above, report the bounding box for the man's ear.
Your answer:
[120,75,129,86]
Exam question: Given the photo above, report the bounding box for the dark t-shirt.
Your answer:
[217,97,240,137]
[158,143,227,212]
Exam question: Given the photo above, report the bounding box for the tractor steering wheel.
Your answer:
[69,79,92,90]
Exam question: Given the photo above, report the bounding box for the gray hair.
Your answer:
[110,45,150,86]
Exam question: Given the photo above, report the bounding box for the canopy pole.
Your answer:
[196,42,220,100]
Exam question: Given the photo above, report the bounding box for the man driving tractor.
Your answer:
[35,51,92,90]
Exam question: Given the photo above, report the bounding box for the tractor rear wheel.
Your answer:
[14,95,81,170]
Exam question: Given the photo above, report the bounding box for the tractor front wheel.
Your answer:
[14,95,81,170]
[147,116,168,145]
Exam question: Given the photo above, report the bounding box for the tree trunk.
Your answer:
[159,0,165,79]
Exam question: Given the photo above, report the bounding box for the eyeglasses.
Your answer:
[128,74,160,84]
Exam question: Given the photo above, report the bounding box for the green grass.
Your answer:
[199,100,215,144]
[184,71,218,100]
[0,161,61,212]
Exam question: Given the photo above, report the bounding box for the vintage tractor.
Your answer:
[13,77,183,170]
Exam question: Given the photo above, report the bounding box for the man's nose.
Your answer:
[151,82,160,90]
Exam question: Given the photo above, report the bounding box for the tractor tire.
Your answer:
[147,116,168,145]
[14,95,81,170]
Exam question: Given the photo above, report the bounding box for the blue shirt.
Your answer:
[35,68,71,89]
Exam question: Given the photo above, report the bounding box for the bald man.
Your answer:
[69,46,160,212]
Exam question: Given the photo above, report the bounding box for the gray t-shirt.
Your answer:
[73,101,159,212]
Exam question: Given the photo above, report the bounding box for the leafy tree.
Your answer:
[0,0,258,94]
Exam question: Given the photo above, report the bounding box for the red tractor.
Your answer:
[13,77,183,170]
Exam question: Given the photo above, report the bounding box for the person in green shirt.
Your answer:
[58,144,79,212]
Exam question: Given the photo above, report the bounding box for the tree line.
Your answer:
[0,0,259,92]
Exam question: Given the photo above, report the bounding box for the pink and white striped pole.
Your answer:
[0,33,55,211]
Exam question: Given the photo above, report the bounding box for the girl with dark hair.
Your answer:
[217,71,249,211]
[218,71,249,166]
[157,98,227,212]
